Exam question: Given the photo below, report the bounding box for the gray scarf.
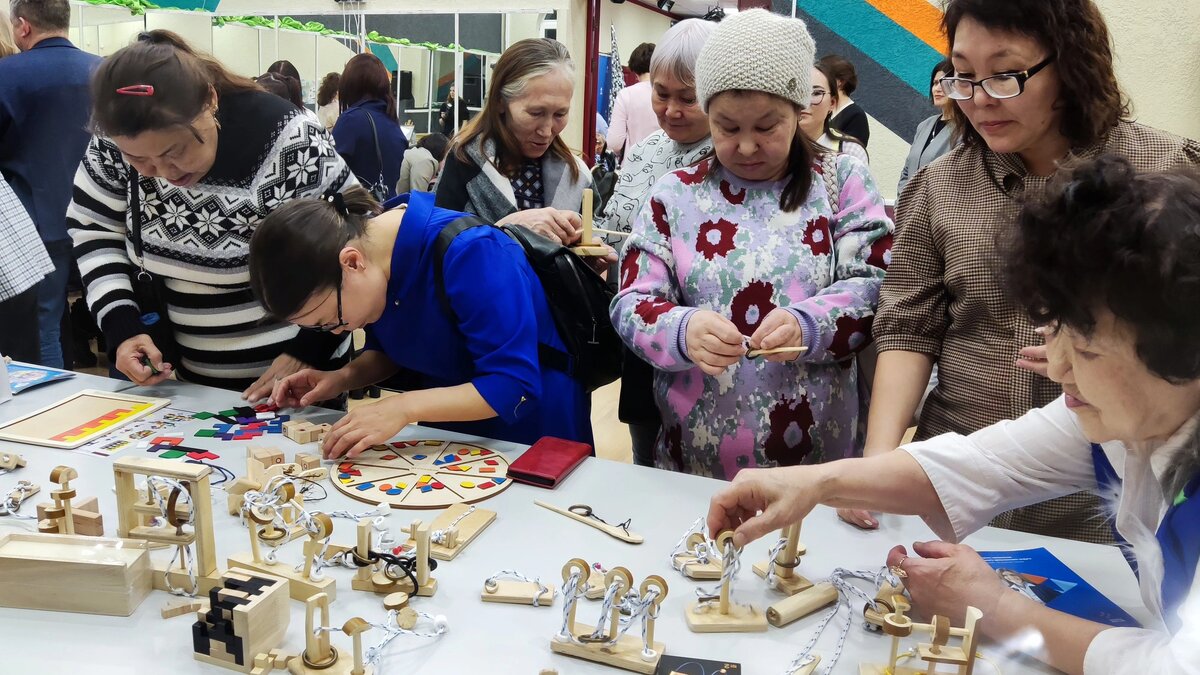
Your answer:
[460,138,592,223]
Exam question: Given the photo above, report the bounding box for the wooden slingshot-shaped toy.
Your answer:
[551,558,668,674]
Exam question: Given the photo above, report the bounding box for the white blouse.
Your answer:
[903,396,1200,674]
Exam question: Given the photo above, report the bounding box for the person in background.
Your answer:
[435,38,601,252]
[397,132,449,194]
[801,62,869,166]
[606,42,657,161]
[611,10,891,478]
[267,59,300,83]
[0,0,100,369]
[255,71,305,110]
[897,58,956,199]
[251,186,592,457]
[439,85,469,137]
[67,30,352,397]
[316,72,340,131]
[598,19,716,468]
[333,53,409,202]
[0,8,54,363]
[819,54,870,148]
[856,0,1200,541]
[709,155,1200,675]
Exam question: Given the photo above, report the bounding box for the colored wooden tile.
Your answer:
[379,484,393,491]
[340,478,354,484]
[195,429,217,438]
[432,482,444,490]
[480,468,496,474]
[419,475,432,482]
[151,437,183,446]
[219,409,239,417]
[484,459,499,466]
[193,412,216,420]
[478,482,494,490]
[386,488,403,495]
[381,455,397,460]
[420,486,433,493]
[396,483,407,490]
[459,481,475,489]
[479,449,492,455]
[493,477,507,484]
[444,455,459,463]
[470,450,482,456]
[413,455,427,460]
[187,451,220,461]
[355,483,376,491]
[159,450,187,459]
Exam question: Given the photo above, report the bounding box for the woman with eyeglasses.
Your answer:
[846,0,1200,539]
[248,186,592,459]
[66,31,353,400]
[800,62,869,166]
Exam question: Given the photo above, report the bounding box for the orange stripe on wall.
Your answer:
[862,0,947,53]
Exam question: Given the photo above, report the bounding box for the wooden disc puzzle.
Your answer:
[331,440,512,509]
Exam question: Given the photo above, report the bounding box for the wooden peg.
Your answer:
[767,582,838,627]
[753,522,812,595]
[302,593,336,669]
[341,617,373,675]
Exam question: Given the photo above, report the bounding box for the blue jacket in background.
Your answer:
[364,191,592,447]
[332,99,409,201]
[0,38,100,244]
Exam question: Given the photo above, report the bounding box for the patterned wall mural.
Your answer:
[773,0,947,140]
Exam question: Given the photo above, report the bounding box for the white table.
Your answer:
[0,376,1148,674]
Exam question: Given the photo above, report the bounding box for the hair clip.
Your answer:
[325,191,349,216]
[116,85,155,97]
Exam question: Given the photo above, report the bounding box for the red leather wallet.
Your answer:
[508,437,593,488]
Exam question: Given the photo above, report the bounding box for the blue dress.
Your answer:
[363,191,592,446]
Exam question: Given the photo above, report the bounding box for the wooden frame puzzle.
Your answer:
[0,389,170,449]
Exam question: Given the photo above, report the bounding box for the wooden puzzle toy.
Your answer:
[278,593,413,675]
[571,189,610,257]
[0,389,169,448]
[859,604,983,675]
[283,420,332,445]
[481,569,556,606]
[669,518,723,580]
[228,479,337,602]
[349,517,438,597]
[767,582,838,628]
[0,531,152,615]
[552,558,668,674]
[331,440,512,509]
[0,451,25,473]
[685,531,768,633]
[114,456,222,595]
[192,571,290,673]
[402,503,495,560]
[0,480,39,519]
[753,523,812,596]
[161,597,207,619]
[35,465,104,536]
[863,577,910,631]
[535,501,643,544]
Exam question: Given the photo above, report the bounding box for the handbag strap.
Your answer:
[365,110,386,187]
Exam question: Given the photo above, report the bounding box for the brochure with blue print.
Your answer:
[6,362,75,394]
[979,547,1139,627]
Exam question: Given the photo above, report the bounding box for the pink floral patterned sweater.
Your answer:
[610,155,892,478]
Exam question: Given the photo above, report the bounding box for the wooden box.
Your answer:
[0,532,152,616]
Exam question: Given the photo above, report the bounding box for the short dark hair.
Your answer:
[1005,154,1200,385]
[267,60,300,82]
[90,30,260,139]
[629,42,655,76]
[943,0,1128,149]
[928,57,952,105]
[255,71,304,109]
[818,54,857,95]
[339,53,396,121]
[249,186,382,321]
[317,72,340,107]
[10,0,71,33]
[417,132,450,162]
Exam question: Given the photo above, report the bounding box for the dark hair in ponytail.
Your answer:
[91,30,260,139]
[249,186,382,321]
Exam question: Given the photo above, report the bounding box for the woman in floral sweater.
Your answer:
[610,9,892,479]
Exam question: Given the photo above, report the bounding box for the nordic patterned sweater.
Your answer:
[68,91,355,390]
[610,155,892,479]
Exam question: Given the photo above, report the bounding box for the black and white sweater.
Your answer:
[68,90,355,390]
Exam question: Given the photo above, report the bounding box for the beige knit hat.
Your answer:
[694,9,816,112]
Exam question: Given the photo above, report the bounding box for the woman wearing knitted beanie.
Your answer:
[851,0,1200,540]
[610,9,892,479]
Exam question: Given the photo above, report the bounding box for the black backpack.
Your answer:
[433,216,623,393]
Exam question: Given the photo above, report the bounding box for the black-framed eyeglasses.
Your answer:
[810,89,828,106]
[301,281,349,333]
[940,55,1055,101]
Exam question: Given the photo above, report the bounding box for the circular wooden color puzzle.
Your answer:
[332,440,512,509]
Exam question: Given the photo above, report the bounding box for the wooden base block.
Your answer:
[571,245,611,257]
[481,579,555,606]
[285,646,374,675]
[550,623,664,674]
[351,571,436,597]
[684,599,768,633]
[405,504,495,561]
[36,496,104,536]
[859,665,927,675]
[752,561,814,596]
[227,553,336,602]
[679,559,723,580]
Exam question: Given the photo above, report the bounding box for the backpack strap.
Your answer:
[432,216,578,378]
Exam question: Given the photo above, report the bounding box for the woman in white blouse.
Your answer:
[708,155,1200,674]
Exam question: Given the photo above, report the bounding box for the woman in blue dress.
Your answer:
[249,185,591,458]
